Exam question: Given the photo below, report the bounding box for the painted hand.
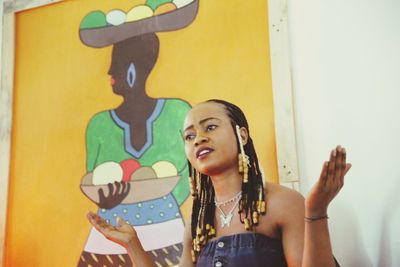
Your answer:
[87,211,137,247]
[97,181,130,209]
[305,146,352,217]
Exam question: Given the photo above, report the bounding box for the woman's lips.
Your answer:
[111,77,116,86]
[196,147,214,159]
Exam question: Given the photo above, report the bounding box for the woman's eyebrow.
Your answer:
[184,117,221,132]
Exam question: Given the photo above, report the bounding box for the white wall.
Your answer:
[288,0,400,266]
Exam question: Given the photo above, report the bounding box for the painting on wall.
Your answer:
[77,1,197,266]
[0,0,294,266]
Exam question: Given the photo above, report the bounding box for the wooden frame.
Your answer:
[0,0,298,265]
[0,2,15,266]
[268,0,300,189]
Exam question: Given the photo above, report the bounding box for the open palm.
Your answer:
[87,211,137,247]
[306,146,352,217]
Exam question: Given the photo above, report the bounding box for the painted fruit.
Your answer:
[120,159,141,182]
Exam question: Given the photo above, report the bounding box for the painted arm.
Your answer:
[85,116,101,172]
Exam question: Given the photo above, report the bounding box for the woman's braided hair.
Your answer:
[189,99,266,263]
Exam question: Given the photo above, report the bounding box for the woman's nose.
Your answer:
[194,134,208,146]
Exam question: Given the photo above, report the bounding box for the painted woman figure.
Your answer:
[77,1,199,266]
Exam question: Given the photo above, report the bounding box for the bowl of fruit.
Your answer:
[80,159,181,203]
[79,0,199,47]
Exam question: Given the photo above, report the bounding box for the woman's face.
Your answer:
[183,102,246,176]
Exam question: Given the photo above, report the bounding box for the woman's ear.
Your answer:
[240,127,249,146]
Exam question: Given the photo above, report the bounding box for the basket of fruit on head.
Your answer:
[79,0,199,48]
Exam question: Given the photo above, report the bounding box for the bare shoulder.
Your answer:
[265,182,304,204]
[265,182,305,224]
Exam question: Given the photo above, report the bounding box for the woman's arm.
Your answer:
[302,214,334,267]
[281,146,351,267]
[302,146,351,267]
[279,189,305,267]
[87,211,194,267]
[87,212,156,267]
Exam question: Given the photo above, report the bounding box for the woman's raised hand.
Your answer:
[305,146,352,218]
[87,211,137,248]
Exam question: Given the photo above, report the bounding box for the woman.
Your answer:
[87,99,351,267]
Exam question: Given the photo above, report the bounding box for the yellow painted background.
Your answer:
[6,0,277,266]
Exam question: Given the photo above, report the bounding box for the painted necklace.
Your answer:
[214,191,242,228]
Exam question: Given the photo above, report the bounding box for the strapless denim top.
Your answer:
[196,233,287,267]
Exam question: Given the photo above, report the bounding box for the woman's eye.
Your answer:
[207,125,217,131]
[185,134,195,141]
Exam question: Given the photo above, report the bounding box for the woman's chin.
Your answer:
[197,165,221,177]
[192,158,229,176]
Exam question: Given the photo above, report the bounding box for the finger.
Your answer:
[88,212,107,226]
[88,212,106,227]
[344,163,352,175]
[115,217,133,234]
[116,216,123,227]
[88,213,115,235]
[341,149,351,176]
[107,183,114,197]
[327,149,337,185]
[87,212,105,228]
[122,182,129,195]
[319,161,329,185]
[87,211,97,223]
[98,188,106,202]
[334,146,343,185]
[114,181,121,196]
[116,216,128,227]
[123,182,131,195]
[339,148,347,186]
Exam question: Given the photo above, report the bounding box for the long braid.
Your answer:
[189,99,266,263]
[207,99,266,225]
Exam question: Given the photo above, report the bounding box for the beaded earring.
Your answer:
[190,168,202,197]
[189,173,197,199]
[235,125,250,183]
[257,188,266,215]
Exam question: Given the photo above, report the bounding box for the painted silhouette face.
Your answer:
[108,33,160,96]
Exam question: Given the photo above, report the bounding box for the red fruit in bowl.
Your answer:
[120,159,141,182]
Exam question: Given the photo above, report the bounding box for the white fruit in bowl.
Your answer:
[173,0,194,8]
[152,161,178,178]
[126,5,153,22]
[92,161,123,185]
[106,9,127,26]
